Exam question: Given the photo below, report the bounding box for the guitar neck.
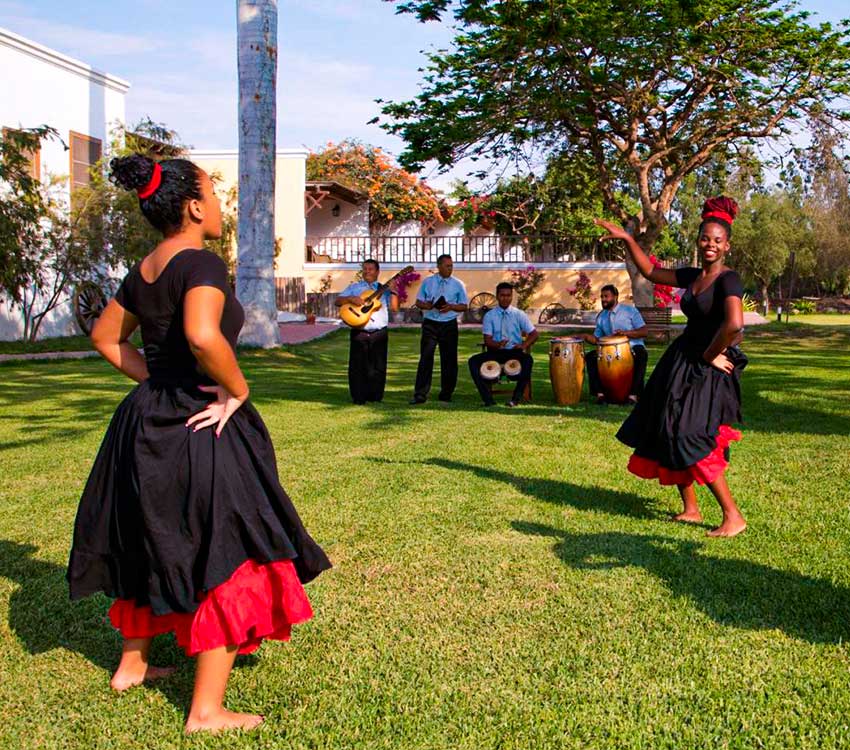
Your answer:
[362,266,413,303]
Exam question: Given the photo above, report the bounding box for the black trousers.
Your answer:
[585,344,648,398]
[413,319,459,401]
[468,349,533,405]
[348,327,388,404]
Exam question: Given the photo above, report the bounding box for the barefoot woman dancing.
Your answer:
[595,197,748,537]
[67,155,331,732]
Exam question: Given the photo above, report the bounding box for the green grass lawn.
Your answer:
[0,332,147,355]
[1,325,849,749]
[0,334,95,354]
[785,313,850,326]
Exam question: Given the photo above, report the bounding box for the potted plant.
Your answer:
[303,300,317,324]
[305,273,333,324]
[393,268,421,322]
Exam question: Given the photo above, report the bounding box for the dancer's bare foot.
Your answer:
[671,511,703,524]
[185,710,264,734]
[706,517,747,537]
[110,664,176,692]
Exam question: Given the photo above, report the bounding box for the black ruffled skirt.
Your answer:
[67,378,331,617]
[616,337,747,485]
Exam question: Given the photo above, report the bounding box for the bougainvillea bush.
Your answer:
[568,271,597,310]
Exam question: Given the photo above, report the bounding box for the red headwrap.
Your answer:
[701,196,739,226]
[137,163,162,200]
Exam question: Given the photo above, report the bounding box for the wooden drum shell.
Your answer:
[549,337,585,405]
[596,335,634,403]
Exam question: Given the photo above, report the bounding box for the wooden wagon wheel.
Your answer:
[465,292,497,323]
[73,281,108,335]
[538,302,568,324]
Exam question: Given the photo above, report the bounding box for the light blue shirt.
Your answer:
[340,280,394,331]
[417,274,468,322]
[594,304,646,348]
[482,305,535,349]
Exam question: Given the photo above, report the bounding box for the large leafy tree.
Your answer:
[0,127,55,305]
[380,0,850,303]
[0,127,102,340]
[732,190,814,310]
[800,114,850,296]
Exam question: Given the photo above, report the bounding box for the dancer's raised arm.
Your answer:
[593,219,679,288]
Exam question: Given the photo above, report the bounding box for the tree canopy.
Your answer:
[380,0,850,301]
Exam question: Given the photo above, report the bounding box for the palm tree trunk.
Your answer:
[236,0,280,346]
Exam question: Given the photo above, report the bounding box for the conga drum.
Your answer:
[596,335,634,403]
[549,337,584,405]
[479,360,502,382]
[503,359,522,378]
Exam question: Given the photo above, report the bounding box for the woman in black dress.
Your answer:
[594,196,747,537]
[67,155,331,732]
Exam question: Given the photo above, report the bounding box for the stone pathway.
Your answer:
[278,322,340,344]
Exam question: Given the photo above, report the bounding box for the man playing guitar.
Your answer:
[335,259,399,404]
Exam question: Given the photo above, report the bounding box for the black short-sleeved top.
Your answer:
[115,248,243,381]
[675,267,744,352]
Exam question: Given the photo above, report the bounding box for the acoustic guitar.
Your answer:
[339,265,415,328]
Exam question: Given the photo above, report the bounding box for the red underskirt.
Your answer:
[108,558,313,656]
[627,425,742,486]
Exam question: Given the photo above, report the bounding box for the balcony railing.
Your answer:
[305,235,625,264]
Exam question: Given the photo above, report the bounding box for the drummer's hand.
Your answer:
[497,339,508,348]
[187,385,248,437]
[706,352,734,374]
[613,329,626,336]
[438,304,452,313]
[420,301,434,310]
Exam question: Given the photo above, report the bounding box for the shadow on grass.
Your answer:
[512,523,850,645]
[242,327,850,435]
[2,326,848,437]
[373,457,662,520]
[0,540,257,714]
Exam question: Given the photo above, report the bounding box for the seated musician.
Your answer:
[468,282,539,407]
[580,284,648,405]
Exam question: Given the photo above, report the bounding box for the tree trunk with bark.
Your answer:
[236,0,280,347]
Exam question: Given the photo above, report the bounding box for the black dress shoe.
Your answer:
[409,397,426,405]
[437,395,452,403]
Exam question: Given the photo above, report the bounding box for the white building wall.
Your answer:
[191,148,310,277]
[306,200,369,239]
[0,27,129,341]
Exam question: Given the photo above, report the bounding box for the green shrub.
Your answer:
[791,299,817,315]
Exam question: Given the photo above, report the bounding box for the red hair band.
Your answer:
[137,163,162,200]
[702,210,733,225]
